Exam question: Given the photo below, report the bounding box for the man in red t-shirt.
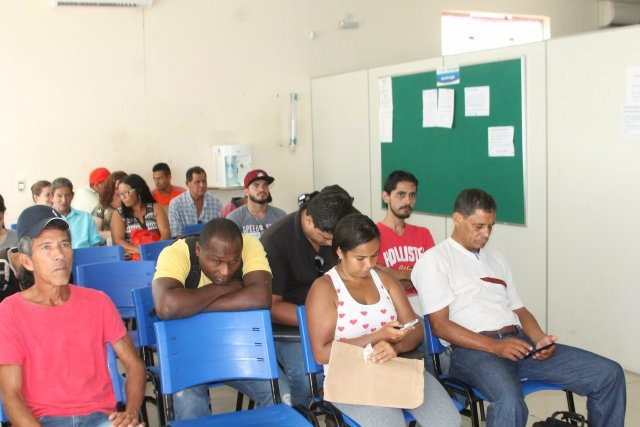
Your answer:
[376,170,435,296]
[151,162,186,207]
[0,205,145,426]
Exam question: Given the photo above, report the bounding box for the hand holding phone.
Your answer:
[393,318,419,331]
[525,342,555,358]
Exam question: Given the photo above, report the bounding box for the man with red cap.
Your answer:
[226,169,286,238]
[72,167,111,213]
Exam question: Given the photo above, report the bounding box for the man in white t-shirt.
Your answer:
[412,188,626,427]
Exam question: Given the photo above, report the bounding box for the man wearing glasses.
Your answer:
[260,185,357,406]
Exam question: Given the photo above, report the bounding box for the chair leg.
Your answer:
[565,389,576,412]
[235,392,244,411]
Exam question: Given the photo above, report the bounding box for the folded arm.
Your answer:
[153,270,272,319]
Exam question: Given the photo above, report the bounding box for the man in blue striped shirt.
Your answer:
[168,166,223,237]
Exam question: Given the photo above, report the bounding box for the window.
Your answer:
[441,11,550,56]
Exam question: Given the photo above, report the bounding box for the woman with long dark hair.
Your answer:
[306,212,460,426]
[110,174,170,259]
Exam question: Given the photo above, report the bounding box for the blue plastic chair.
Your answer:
[72,245,125,280]
[422,314,575,427]
[139,239,172,263]
[0,397,7,425]
[75,261,155,320]
[154,310,316,426]
[182,223,204,235]
[296,305,417,427]
[107,342,126,405]
[131,287,253,425]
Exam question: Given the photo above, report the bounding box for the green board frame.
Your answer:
[381,58,525,224]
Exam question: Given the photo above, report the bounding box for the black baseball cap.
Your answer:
[17,205,69,241]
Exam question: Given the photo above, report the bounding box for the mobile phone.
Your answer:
[393,318,419,330]
[525,342,555,358]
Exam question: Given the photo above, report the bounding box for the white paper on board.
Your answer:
[465,86,490,116]
[437,88,455,128]
[422,89,438,128]
[488,126,515,157]
[378,77,393,142]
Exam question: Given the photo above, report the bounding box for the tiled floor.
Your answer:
[143,370,639,426]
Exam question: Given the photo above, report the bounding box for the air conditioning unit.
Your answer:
[52,0,152,7]
[599,1,640,27]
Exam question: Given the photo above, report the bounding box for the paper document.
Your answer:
[465,86,490,116]
[422,88,455,128]
[622,104,640,139]
[488,126,515,157]
[437,88,455,128]
[422,89,438,127]
[626,66,640,105]
[378,77,393,142]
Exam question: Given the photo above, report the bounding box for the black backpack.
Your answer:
[0,248,21,302]
[532,411,588,426]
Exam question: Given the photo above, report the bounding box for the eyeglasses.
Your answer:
[314,255,325,276]
[117,189,136,198]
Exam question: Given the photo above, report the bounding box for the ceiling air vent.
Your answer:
[52,0,152,7]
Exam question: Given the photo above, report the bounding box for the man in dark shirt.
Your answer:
[260,185,356,406]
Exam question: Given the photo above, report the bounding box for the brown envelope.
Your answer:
[323,340,424,409]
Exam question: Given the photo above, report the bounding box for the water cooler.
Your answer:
[210,144,252,188]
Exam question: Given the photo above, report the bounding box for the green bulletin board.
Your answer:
[381,58,525,224]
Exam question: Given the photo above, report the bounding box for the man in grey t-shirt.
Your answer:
[226,169,286,238]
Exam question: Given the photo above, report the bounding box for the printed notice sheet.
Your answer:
[422,88,455,128]
[465,86,490,116]
[488,126,515,157]
[378,77,393,143]
[622,104,640,139]
[422,89,438,128]
[626,66,640,105]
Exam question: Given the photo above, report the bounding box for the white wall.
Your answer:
[547,25,640,371]
[0,0,600,224]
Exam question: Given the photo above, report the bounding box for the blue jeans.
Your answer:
[275,340,323,407]
[40,411,111,427]
[450,334,626,427]
[331,371,460,427]
[172,378,291,420]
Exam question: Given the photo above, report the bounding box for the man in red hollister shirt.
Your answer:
[376,170,435,296]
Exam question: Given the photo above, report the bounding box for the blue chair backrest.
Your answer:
[182,223,204,235]
[73,245,125,279]
[0,397,6,423]
[132,286,159,347]
[107,342,126,404]
[296,305,324,375]
[75,261,155,319]
[154,310,278,394]
[138,239,172,262]
[9,223,16,231]
[422,313,449,356]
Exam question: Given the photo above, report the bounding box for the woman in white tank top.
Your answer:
[306,213,460,427]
